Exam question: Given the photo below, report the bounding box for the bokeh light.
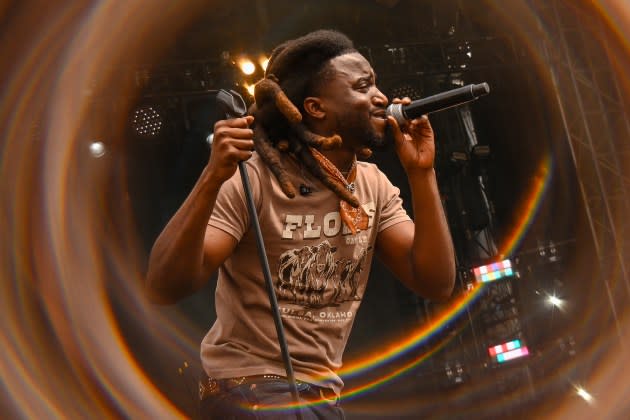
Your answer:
[237,58,256,75]
[89,141,106,158]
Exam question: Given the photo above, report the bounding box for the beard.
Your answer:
[336,110,387,150]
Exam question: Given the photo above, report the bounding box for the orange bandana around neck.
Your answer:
[310,148,369,235]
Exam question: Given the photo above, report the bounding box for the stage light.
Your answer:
[238,58,256,75]
[575,386,594,404]
[472,259,514,283]
[444,361,465,384]
[547,294,563,308]
[89,141,106,158]
[259,56,269,71]
[131,105,164,139]
[488,339,529,363]
[244,82,256,97]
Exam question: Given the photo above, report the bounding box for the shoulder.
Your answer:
[237,152,275,187]
[356,160,382,174]
[356,160,391,183]
[244,152,267,174]
[244,152,298,177]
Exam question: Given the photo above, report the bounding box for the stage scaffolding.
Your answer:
[535,0,630,342]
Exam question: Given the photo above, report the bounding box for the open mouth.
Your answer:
[371,110,387,120]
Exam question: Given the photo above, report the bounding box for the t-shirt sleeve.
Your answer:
[208,163,259,241]
[376,169,411,232]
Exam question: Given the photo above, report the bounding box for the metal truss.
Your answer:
[534,0,630,340]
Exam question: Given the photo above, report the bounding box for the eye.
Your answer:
[355,80,371,91]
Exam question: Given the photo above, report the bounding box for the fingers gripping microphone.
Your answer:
[386,82,490,125]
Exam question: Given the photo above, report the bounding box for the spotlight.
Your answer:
[488,339,529,363]
[244,82,256,97]
[575,386,594,404]
[547,294,563,308]
[238,58,256,75]
[259,56,269,72]
[131,105,164,139]
[89,141,106,158]
[472,259,514,283]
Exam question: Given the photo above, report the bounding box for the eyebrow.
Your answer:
[356,72,376,83]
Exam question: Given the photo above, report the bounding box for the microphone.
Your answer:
[386,83,490,125]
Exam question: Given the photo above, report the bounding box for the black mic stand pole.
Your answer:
[216,90,303,419]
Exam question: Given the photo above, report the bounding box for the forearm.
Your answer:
[407,168,456,301]
[145,166,221,303]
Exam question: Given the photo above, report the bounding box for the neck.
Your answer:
[319,148,356,175]
[306,120,359,173]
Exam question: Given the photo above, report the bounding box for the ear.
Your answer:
[303,96,326,120]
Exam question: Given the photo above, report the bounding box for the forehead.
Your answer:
[326,52,374,80]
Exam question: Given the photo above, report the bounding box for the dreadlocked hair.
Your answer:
[250,29,370,207]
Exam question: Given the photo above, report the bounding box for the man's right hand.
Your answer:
[207,115,255,183]
[145,115,254,303]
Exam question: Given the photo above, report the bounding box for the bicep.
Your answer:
[199,225,239,283]
[375,220,415,286]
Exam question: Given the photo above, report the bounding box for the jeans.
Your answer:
[198,380,345,420]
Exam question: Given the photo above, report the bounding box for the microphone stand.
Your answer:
[216,90,303,419]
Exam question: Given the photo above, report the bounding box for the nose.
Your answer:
[372,87,388,107]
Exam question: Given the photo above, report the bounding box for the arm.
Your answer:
[374,108,455,301]
[145,116,255,304]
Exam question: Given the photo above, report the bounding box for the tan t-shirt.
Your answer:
[201,153,410,395]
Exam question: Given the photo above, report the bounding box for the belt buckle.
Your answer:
[225,376,246,389]
[199,377,220,401]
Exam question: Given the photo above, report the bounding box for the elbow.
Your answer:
[416,262,456,302]
[434,263,456,301]
[144,265,207,304]
[144,286,178,305]
[427,280,455,302]
[144,280,174,305]
[144,272,185,305]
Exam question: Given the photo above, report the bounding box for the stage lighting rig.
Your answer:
[472,259,515,283]
[224,52,270,98]
[445,41,473,70]
[444,360,466,384]
[388,82,422,101]
[131,104,164,139]
[488,339,529,364]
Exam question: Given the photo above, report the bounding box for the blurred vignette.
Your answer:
[1,0,630,419]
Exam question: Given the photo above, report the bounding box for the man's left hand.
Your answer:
[387,97,435,173]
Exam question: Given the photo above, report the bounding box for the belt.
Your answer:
[199,374,338,402]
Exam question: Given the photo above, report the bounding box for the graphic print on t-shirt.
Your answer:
[276,240,370,308]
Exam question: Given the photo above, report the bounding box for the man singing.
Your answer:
[146,29,455,419]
